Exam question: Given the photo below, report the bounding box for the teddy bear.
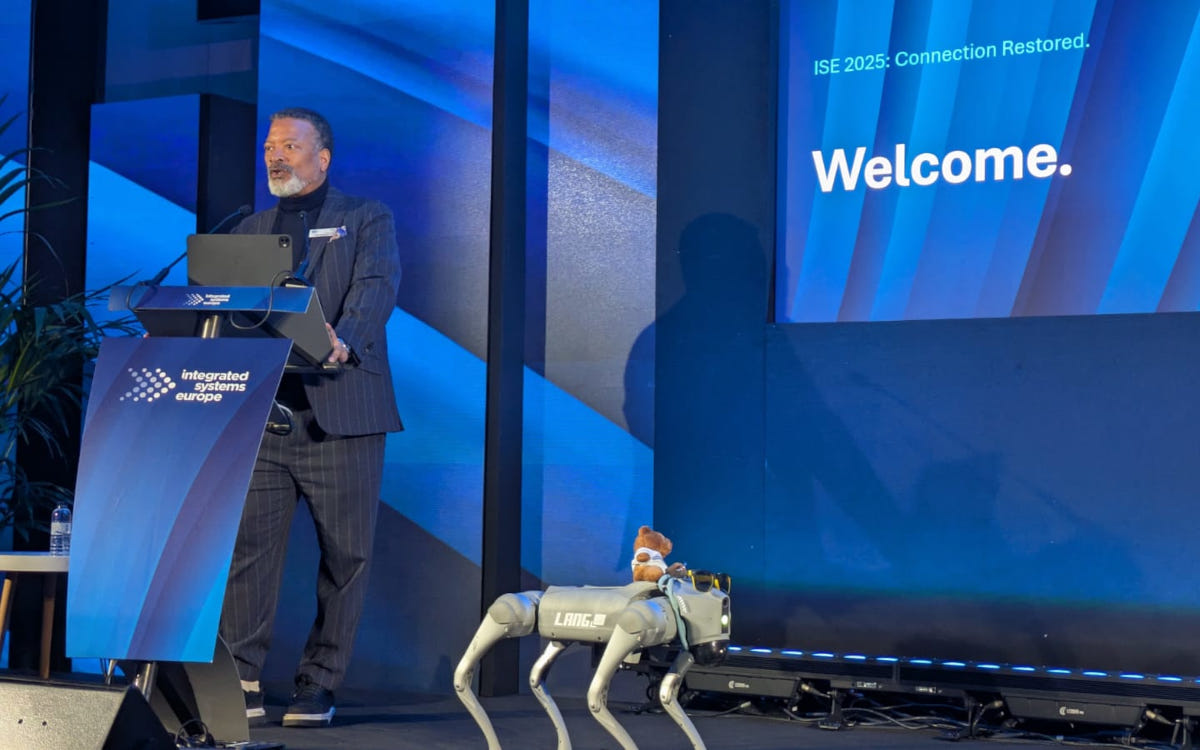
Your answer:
[630,524,688,582]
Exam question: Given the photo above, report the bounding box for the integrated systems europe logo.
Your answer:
[119,366,250,404]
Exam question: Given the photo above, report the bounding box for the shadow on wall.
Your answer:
[638,212,781,637]
[628,211,770,448]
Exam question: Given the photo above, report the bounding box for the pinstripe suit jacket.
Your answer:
[233,186,404,437]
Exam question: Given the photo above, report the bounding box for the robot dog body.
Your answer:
[455,578,730,749]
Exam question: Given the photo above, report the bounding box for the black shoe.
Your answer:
[244,689,267,726]
[282,675,335,727]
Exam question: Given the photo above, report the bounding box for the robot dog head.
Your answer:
[669,577,730,666]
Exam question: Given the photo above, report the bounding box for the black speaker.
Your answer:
[0,677,174,750]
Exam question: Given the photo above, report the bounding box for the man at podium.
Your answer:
[218,107,404,729]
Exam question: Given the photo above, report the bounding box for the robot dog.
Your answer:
[454,575,730,750]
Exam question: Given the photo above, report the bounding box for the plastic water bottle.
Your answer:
[49,502,72,556]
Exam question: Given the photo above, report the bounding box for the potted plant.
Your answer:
[0,96,137,545]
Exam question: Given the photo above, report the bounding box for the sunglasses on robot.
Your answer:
[688,570,731,594]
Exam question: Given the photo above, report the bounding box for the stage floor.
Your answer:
[246,688,1059,750]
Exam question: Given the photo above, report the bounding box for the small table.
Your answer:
[0,552,69,679]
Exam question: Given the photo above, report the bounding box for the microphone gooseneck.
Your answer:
[209,204,253,235]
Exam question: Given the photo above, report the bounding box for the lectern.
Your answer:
[64,282,336,743]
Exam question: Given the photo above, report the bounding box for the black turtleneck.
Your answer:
[272,179,330,410]
[272,178,331,270]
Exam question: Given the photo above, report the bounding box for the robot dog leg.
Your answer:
[586,578,727,750]
[529,639,572,749]
[453,590,544,750]
[587,597,677,750]
[658,649,699,748]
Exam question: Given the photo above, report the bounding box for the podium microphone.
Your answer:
[143,204,253,287]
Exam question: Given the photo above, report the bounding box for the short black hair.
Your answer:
[270,107,334,156]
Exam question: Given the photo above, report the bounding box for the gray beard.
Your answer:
[268,173,307,197]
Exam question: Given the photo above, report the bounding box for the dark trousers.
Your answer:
[220,407,385,690]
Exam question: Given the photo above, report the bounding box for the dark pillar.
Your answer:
[197,94,257,232]
[479,0,528,697]
[654,0,776,619]
[23,0,105,299]
[13,0,108,674]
